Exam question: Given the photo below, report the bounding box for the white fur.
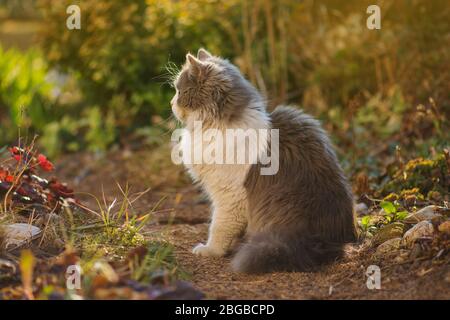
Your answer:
[180,102,270,257]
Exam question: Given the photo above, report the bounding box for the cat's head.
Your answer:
[171,49,259,125]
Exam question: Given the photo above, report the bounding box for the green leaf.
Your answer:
[380,201,397,214]
[395,211,409,220]
[361,216,370,227]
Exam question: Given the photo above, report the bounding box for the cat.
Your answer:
[171,48,357,273]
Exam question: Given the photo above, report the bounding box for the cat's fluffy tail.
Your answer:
[231,231,345,274]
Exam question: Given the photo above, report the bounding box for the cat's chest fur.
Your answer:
[180,105,270,196]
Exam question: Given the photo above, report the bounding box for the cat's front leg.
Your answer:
[193,201,247,257]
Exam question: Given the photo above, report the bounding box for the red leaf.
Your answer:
[37,154,54,172]
[9,147,21,162]
[0,169,14,183]
[9,146,32,163]
[0,169,7,180]
[49,179,74,199]
[9,147,18,155]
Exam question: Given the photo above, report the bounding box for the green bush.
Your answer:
[38,0,241,135]
[0,46,117,157]
[1,0,447,160]
[0,0,40,19]
[0,46,55,144]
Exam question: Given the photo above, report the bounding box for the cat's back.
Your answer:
[269,105,339,169]
[245,105,355,240]
[246,104,347,194]
[271,105,328,147]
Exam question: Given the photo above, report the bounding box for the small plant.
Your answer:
[381,151,450,196]
[379,201,409,223]
[0,142,76,217]
[360,215,376,234]
[0,141,189,299]
[0,46,56,146]
[359,200,409,236]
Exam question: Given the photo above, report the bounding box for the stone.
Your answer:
[373,237,402,259]
[0,258,16,275]
[0,223,41,251]
[402,221,434,247]
[438,220,450,235]
[404,205,441,223]
[372,222,405,246]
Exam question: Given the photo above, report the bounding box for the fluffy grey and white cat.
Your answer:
[171,48,357,273]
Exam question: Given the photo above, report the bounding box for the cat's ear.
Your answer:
[186,53,198,64]
[186,53,205,77]
[197,48,212,61]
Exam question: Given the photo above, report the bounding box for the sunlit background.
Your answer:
[0,0,449,301]
[0,0,448,180]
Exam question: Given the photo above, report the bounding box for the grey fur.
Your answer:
[173,49,357,273]
[233,106,358,273]
[173,49,262,126]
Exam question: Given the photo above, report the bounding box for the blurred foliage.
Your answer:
[0,0,40,19]
[0,46,55,144]
[381,151,450,196]
[0,0,448,164]
[37,0,241,139]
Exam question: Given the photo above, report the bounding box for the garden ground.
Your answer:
[53,145,449,300]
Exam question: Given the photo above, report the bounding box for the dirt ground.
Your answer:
[55,146,450,300]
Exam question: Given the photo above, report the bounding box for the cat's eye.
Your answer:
[179,89,189,96]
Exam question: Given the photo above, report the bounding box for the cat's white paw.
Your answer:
[192,243,224,257]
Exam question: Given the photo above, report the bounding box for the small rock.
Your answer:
[438,220,450,235]
[0,223,41,251]
[373,237,402,259]
[372,222,405,246]
[0,258,17,275]
[355,202,369,216]
[402,221,434,247]
[404,205,441,223]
